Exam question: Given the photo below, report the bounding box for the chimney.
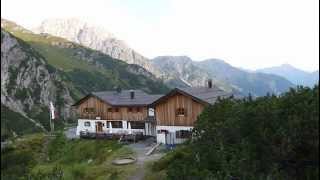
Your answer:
[208,79,212,88]
[130,90,135,99]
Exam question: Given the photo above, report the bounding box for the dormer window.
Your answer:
[176,108,186,117]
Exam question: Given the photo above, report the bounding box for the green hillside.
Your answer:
[1,105,42,141]
[2,19,169,98]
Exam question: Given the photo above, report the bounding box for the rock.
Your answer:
[87,159,93,164]
[34,18,162,78]
[1,29,74,130]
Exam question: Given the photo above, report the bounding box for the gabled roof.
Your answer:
[72,90,163,107]
[151,86,233,106]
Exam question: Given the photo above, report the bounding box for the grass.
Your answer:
[143,161,167,180]
[1,105,43,141]
[142,145,189,180]
[1,132,140,180]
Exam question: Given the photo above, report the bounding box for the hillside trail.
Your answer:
[127,138,164,180]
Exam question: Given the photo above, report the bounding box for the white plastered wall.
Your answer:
[76,119,146,136]
[156,126,193,144]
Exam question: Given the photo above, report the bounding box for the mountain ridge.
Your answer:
[33,18,163,77]
[153,56,295,96]
[256,64,319,87]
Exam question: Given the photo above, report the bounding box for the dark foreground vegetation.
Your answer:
[1,133,136,180]
[150,85,319,180]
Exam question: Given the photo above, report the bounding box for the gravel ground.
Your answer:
[127,138,165,180]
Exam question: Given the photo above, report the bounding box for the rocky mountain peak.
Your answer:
[33,18,162,77]
[34,18,116,44]
[1,19,33,34]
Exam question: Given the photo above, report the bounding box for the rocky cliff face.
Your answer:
[152,56,233,91]
[33,18,162,77]
[1,29,74,130]
[2,18,169,95]
[152,56,210,87]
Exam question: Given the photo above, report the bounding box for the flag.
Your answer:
[50,101,55,120]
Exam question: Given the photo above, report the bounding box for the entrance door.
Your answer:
[96,122,103,133]
[145,123,152,136]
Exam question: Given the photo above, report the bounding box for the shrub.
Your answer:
[162,85,319,179]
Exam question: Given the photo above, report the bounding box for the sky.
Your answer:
[1,0,319,72]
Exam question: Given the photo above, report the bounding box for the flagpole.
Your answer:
[49,102,54,135]
[49,101,56,136]
[49,106,52,135]
[52,116,54,133]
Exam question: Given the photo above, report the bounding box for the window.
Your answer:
[107,108,113,112]
[136,107,141,113]
[127,107,133,112]
[148,108,155,116]
[176,108,186,116]
[129,121,145,129]
[84,121,91,127]
[176,130,191,138]
[83,108,95,114]
[157,129,168,134]
[114,108,119,112]
[111,121,123,128]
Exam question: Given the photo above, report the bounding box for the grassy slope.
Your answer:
[1,30,72,139]
[1,105,42,141]
[1,133,138,180]
[2,21,169,98]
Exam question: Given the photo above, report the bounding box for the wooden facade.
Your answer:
[75,96,149,121]
[155,92,205,126]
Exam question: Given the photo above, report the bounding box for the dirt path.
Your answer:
[127,138,164,180]
[62,127,164,180]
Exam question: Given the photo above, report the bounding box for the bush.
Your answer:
[162,85,319,179]
[152,146,190,171]
[29,165,64,180]
[1,148,35,179]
